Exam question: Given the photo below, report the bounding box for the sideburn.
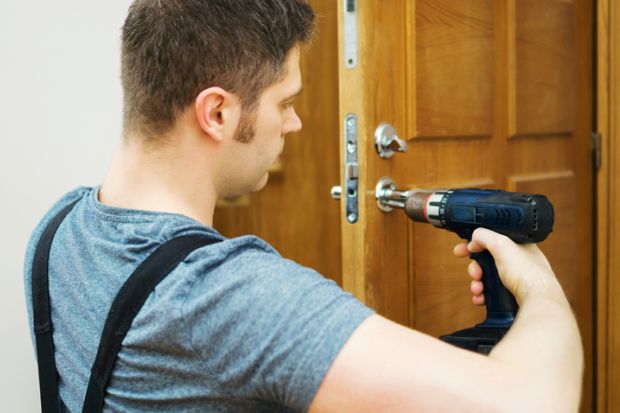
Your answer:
[233,103,258,143]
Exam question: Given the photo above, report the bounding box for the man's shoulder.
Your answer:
[188,233,316,279]
[24,187,92,264]
[34,187,91,231]
[181,233,307,288]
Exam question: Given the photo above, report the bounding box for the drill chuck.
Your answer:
[401,191,433,223]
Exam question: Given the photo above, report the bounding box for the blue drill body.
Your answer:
[403,188,555,353]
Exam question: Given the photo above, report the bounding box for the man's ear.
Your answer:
[195,87,240,142]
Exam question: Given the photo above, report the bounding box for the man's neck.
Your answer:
[99,133,218,227]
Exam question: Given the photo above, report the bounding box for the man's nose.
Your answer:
[285,109,302,134]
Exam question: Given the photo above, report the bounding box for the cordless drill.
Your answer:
[376,179,555,354]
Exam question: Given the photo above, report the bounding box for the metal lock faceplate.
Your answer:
[344,114,359,223]
[343,0,357,69]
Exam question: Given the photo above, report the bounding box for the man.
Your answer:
[25,1,583,412]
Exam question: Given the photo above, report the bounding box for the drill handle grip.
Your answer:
[470,250,518,328]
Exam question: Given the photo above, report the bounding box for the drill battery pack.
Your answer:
[440,325,509,355]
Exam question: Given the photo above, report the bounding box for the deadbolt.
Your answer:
[331,186,342,200]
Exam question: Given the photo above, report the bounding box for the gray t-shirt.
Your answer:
[24,187,373,412]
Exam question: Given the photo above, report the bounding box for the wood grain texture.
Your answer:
[213,0,342,283]
[360,0,410,323]
[514,0,577,137]
[608,10,620,407]
[572,1,595,409]
[597,0,620,410]
[339,0,411,323]
[337,0,366,302]
[414,0,494,139]
[597,0,610,410]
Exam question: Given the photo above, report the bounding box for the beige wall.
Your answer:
[0,2,132,410]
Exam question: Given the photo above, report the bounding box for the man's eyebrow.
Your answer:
[282,87,303,102]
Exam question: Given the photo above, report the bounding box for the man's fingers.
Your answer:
[470,266,484,306]
[472,294,485,306]
[468,261,482,280]
[468,227,511,256]
[456,241,485,307]
[470,280,483,295]
[453,242,469,257]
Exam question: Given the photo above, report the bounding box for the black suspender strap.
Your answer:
[32,200,80,413]
[82,235,218,413]
[31,199,219,413]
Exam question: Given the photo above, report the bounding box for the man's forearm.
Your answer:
[490,286,583,412]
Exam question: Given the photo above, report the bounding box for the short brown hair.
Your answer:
[121,0,315,140]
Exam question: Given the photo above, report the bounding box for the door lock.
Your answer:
[375,177,413,212]
[375,123,408,159]
[332,114,359,224]
[330,186,342,199]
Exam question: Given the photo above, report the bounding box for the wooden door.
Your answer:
[338,1,594,410]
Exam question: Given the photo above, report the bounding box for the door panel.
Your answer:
[414,0,494,138]
[514,0,576,136]
[339,0,593,410]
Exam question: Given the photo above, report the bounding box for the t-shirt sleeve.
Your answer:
[182,243,374,411]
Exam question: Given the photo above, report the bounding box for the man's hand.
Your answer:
[453,227,564,306]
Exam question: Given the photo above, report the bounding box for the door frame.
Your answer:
[596,0,620,410]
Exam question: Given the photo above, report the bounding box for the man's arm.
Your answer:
[308,228,583,413]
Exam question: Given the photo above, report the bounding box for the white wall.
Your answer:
[0,2,132,410]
